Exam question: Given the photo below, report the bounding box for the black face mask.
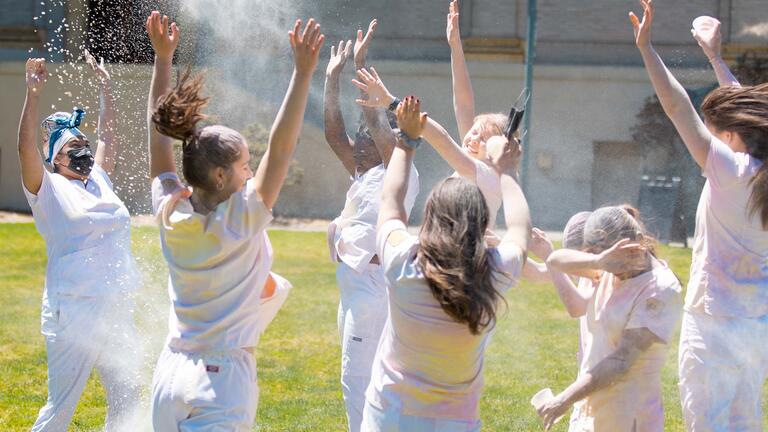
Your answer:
[65,145,94,177]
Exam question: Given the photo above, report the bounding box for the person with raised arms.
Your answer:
[362,96,530,431]
[144,11,324,431]
[323,19,419,432]
[18,51,142,431]
[631,1,768,429]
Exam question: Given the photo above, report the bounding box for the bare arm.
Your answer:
[324,40,355,175]
[378,97,425,228]
[631,0,712,168]
[353,66,476,178]
[423,117,477,178]
[254,19,324,209]
[538,328,660,429]
[85,50,118,176]
[354,20,396,165]
[527,228,590,316]
[146,12,180,179]
[18,59,47,195]
[487,135,530,254]
[447,0,475,139]
[691,17,741,87]
[546,240,646,279]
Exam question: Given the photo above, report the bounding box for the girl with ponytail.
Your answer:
[631,1,768,429]
[144,11,324,431]
[362,97,531,431]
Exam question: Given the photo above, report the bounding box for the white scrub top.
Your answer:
[152,172,273,353]
[23,164,139,298]
[367,219,523,421]
[329,163,419,272]
[686,138,768,317]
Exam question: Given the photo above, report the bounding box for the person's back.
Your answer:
[370,225,521,419]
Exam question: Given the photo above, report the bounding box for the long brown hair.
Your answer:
[701,83,768,229]
[152,68,243,191]
[417,177,504,335]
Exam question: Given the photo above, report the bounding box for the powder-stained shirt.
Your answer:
[367,219,523,421]
[572,263,682,432]
[686,138,768,317]
[23,164,139,301]
[329,163,419,272]
[152,172,273,353]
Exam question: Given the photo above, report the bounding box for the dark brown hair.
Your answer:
[152,68,242,191]
[417,177,504,335]
[701,83,768,229]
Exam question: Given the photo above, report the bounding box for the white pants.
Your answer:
[151,347,258,432]
[361,401,481,432]
[337,262,389,432]
[679,310,768,431]
[32,292,143,432]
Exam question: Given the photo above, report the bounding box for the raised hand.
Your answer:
[396,96,427,140]
[146,11,180,60]
[25,58,48,93]
[84,49,110,84]
[352,67,395,108]
[629,0,653,49]
[289,19,325,76]
[596,238,647,275]
[529,228,554,260]
[487,135,521,176]
[354,19,377,69]
[447,0,460,46]
[326,40,352,78]
[691,16,722,61]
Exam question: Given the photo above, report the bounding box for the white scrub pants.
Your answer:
[337,262,388,432]
[679,310,768,431]
[361,401,481,432]
[151,347,258,432]
[32,292,142,432]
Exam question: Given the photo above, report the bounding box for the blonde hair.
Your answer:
[472,113,507,142]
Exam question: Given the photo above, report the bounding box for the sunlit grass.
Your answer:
[0,222,757,431]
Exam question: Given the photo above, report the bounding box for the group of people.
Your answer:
[16,1,768,431]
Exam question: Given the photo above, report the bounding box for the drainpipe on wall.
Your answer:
[521,0,537,192]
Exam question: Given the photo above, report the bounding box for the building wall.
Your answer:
[0,59,715,229]
[1,0,766,229]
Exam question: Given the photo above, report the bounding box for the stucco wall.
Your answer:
[0,59,716,229]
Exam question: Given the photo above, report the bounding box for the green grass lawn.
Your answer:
[0,222,758,431]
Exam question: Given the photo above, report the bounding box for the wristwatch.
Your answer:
[388,97,402,112]
[396,130,422,150]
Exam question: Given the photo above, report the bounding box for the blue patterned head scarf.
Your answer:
[41,109,86,162]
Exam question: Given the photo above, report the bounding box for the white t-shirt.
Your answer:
[686,138,768,317]
[453,159,502,228]
[572,263,682,431]
[330,163,419,272]
[23,165,139,301]
[367,219,523,421]
[152,172,273,352]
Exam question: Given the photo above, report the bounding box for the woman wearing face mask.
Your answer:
[18,53,143,431]
[631,1,768,429]
[144,11,323,431]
